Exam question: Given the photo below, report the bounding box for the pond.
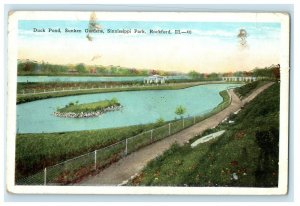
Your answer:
[17,75,190,83]
[16,84,239,133]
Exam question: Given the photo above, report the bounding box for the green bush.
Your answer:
[155,117,165,127]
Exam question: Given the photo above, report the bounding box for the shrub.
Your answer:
[175,105,186,118]
[155,117,165,126]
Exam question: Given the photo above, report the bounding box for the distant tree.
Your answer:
[243,71,253,77]
[272,64,280,80]
[253,65,279,79]
[188,70,205,79]
[222,72,233,77]
[140,70,148,76]
[129,68,139,75]
[96,66,108,75]
[150,70,158,75]
[198,73,205,79]
[75,63,87,73]
[24,62,33,72]
[207,72,220,80]
[175,105,186,119]
[158,70,168,76]
[233,71,243,77]
[252,68,262,77]
[17,62,26,73]
[110,66,118,74]
[188,70,199,79]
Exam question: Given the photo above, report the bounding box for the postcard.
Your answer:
[6,11,290,195]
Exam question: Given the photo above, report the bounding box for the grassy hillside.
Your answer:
[234,80,269,99]
[130,83,279,187]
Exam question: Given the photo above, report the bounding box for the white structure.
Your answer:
[222,76,257,82]
[191,130,226,148]
[144,75,167,84]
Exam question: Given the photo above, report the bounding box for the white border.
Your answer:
[6,11,290,195]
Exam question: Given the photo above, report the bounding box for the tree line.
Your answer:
[187,64,280,80]
[17,60,179,76]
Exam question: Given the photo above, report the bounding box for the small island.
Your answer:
[54,98,122,118]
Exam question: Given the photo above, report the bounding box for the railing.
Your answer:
[16,89,232,186]
[17,81,223,96]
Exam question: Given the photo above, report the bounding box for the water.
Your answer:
[16,84,239,133]
[17,75,190,83]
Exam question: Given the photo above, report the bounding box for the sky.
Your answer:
[18,20,281,73]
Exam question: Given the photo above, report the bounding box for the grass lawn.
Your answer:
[16,124,158,180]
[57,98,120,114]
[130,83,279,187]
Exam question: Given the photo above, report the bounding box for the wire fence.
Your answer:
[18,84,144,95]
[17,81,222,96]
[16,90,232,186]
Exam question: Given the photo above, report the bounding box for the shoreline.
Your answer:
[53,105,122,118]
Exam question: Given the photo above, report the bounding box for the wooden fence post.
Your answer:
[94,150,97,170]
[125,139,128,155]
[44,168,47,185]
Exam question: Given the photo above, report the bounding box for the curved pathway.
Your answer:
[76,82,274,186]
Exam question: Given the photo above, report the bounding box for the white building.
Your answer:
[222,76,258,82]
[144,75,167,84]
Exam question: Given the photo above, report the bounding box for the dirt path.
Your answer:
[76,82,274,186]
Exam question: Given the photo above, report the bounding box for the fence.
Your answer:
[16,90,232,185]
[17,81,222,96]
[18,84,145,95]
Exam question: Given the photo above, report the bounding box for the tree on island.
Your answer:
[175,105,186,119]
[110,97,119,105]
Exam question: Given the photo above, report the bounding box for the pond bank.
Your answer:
[53,105,123,118]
